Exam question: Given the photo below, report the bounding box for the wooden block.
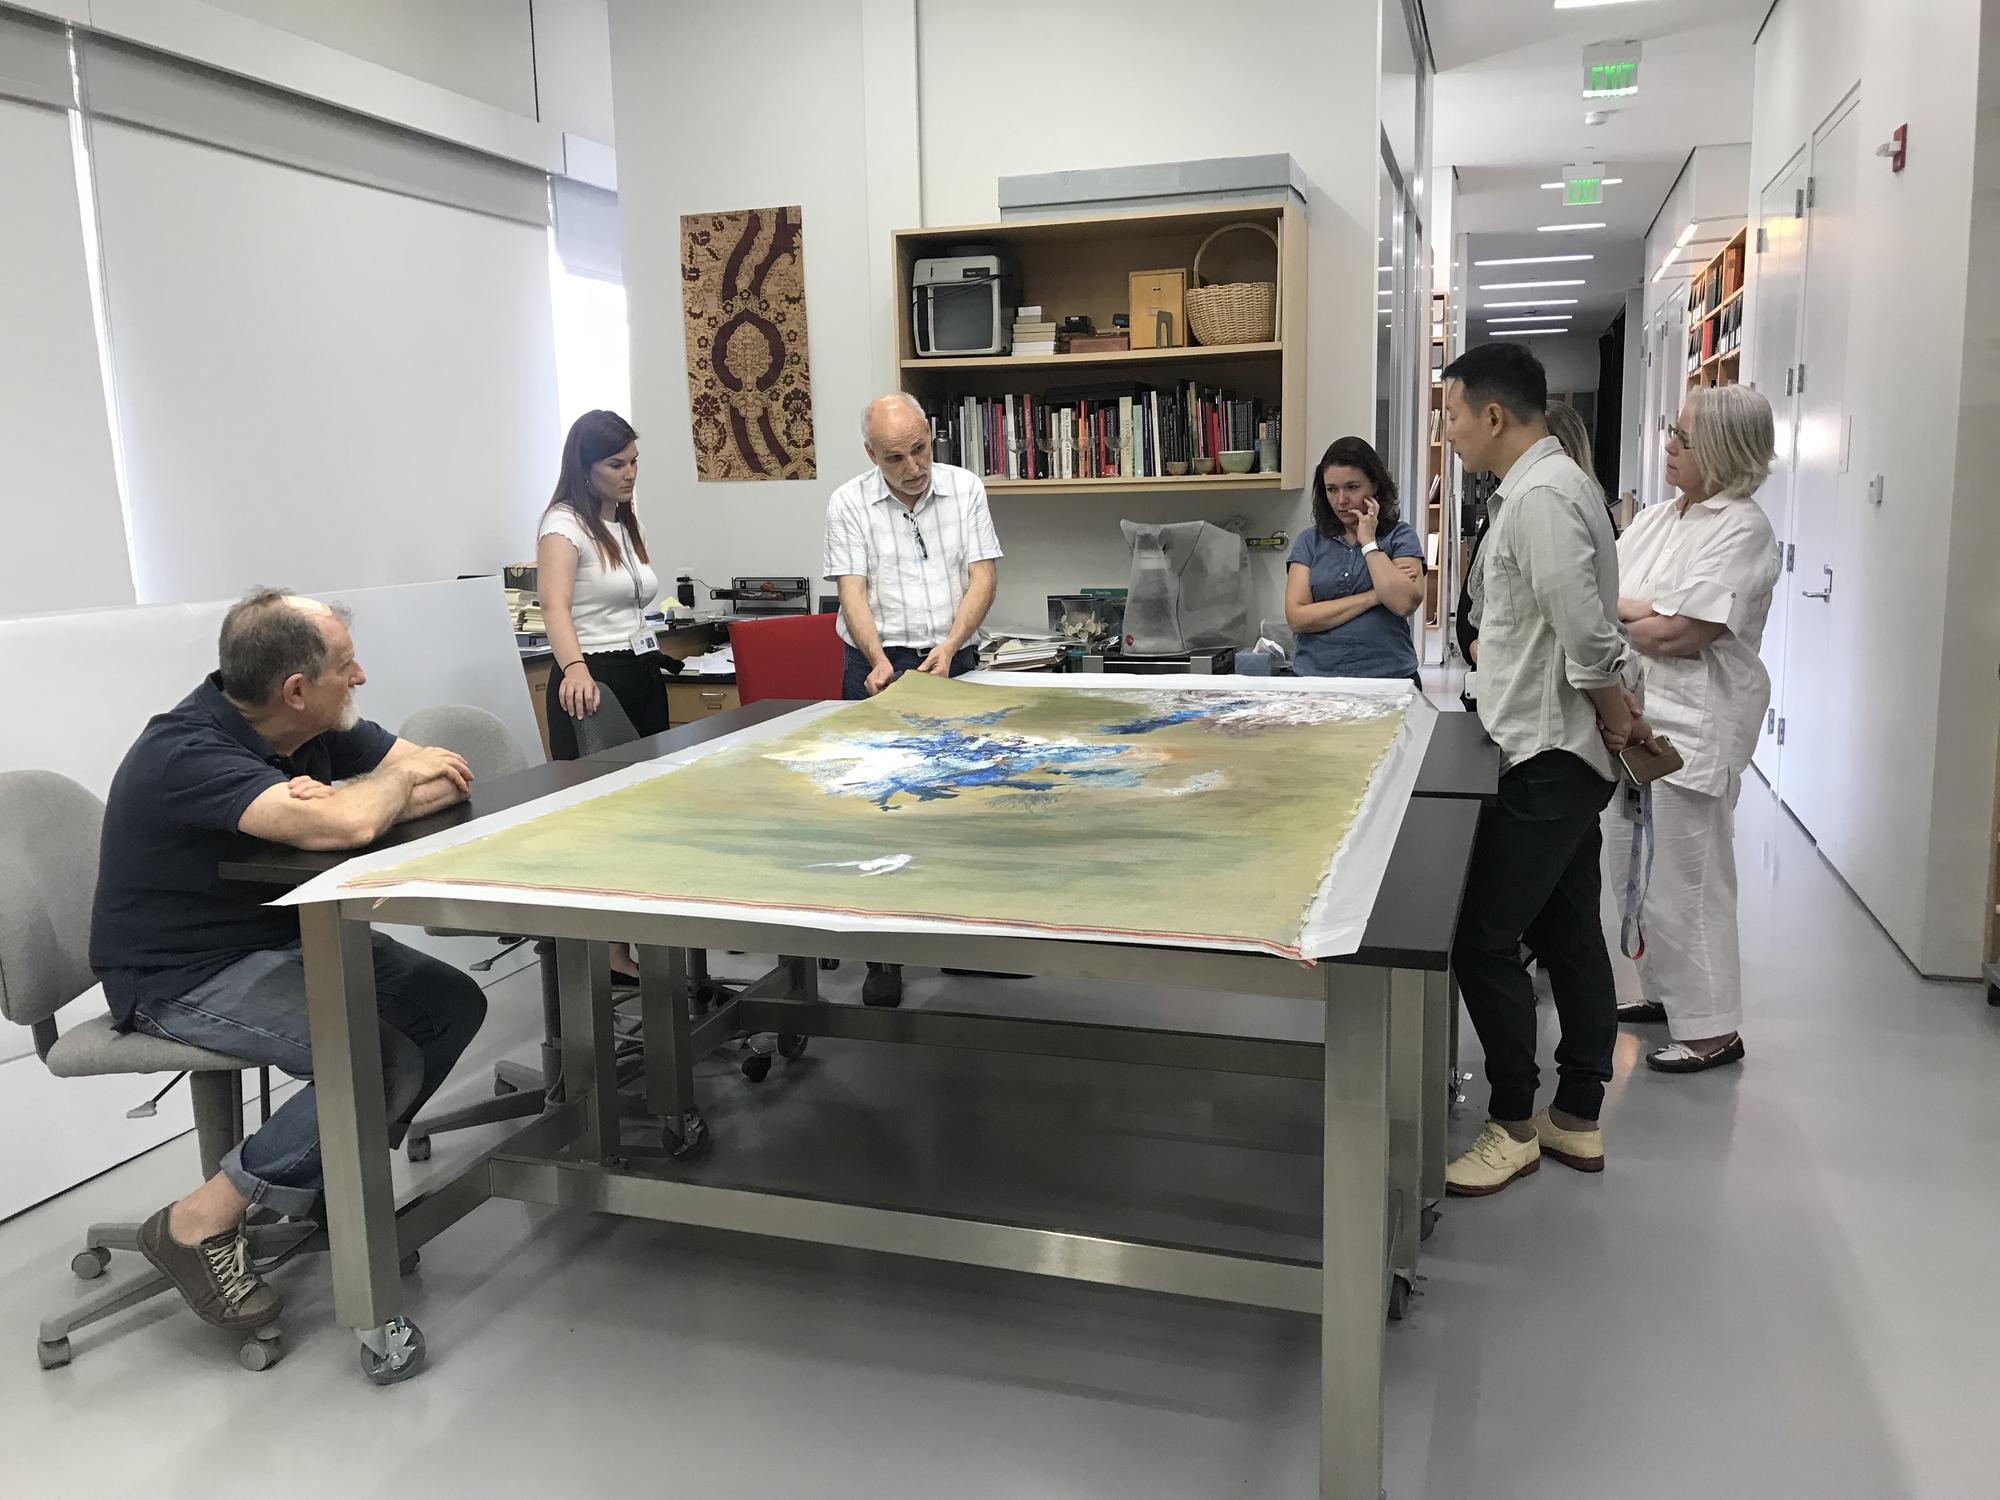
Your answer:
[1128,268,1187,349]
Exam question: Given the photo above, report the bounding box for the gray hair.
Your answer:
[860,392,927,445]
[218,588,351,706]
[1688,384,1776,497]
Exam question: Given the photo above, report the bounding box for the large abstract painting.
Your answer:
[342,676,1412,960]
[680,205,817,480]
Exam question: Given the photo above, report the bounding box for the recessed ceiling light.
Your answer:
[1473,254,1595,267]
[1553,0,1648,8]
[1537,222,1605,232]
[1486,314,1574,323]
[1541,179,1624,189]
[1479,279,1587,290]
[1379,265,1393,273]
[1485,298,1580,307]
[1503,328,1568,336]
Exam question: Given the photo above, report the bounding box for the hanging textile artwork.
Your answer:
[680,205,817,480]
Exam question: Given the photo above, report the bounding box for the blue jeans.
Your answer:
[841,643,979,700]
[131,934,487,1216]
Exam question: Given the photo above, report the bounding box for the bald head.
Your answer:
[217,587,356,708]
[862,393,934,504]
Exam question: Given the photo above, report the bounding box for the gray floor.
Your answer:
[4,775,1997,1499]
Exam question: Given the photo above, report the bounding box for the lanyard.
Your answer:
[1619,780,1655,960]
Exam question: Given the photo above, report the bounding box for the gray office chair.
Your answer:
[568,687,640,755]
[396,704,568,1160]
[0,769,316,1373]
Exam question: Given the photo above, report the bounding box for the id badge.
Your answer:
[628,628,658,656]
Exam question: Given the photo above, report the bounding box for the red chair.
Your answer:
[730,612,846,704]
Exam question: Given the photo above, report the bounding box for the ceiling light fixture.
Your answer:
[1675,220,1699,248]
[1537,222,1605,232]
[1479,279,1587,290]
[1486,314,1574,324]
[1504,328,1567,337]
[1553,0,1649,8]
[1473,254,1595,267]
[1484,298,1580,308]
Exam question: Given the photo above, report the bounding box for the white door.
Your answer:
[1777,97,1862,843]
[1748,149,1810,787]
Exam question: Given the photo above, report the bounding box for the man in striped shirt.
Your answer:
[824,392,1005,1005]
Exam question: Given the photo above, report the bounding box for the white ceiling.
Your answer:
[1427,0,1760,338]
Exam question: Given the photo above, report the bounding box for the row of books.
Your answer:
[923,385,1279,481]
[1687,297,1745,370]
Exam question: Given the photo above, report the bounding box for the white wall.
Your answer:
[1750,0,1987,978]
[609,0,1385,637]
[1532,333,1601,396]
[1617,288,1646,498]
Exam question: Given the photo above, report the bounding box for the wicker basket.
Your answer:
[1184,221,1280,346]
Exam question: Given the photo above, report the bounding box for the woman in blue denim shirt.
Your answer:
[1284,436,1427,682]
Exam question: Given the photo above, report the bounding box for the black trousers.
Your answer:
[1450,749,1619,1122]
[544,648,671,761]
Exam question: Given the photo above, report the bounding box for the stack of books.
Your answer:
[1011,305,1058,356]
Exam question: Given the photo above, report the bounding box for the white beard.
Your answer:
[335,690,360,732]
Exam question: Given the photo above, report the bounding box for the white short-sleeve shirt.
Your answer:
[538,506,659,653]
[1616,492,1782,795]
[822,463,1004,650]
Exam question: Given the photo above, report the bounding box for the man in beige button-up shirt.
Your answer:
[1437,343,1652,1199]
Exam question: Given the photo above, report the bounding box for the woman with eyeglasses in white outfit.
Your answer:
[1604,384,1781,1073]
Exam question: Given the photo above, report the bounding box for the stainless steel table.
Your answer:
[232,705,1478,1499]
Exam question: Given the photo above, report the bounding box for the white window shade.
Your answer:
[90,121,561,603]
[0,7,73,109]
[552,174,622,283]
[0,94,132,616]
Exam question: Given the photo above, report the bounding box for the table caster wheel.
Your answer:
[1420,1203,1439,1242]
[740,1052,772,1083]
[406,1135,432,1163]
[238,1327,282,1371]
[358,1317,426,1386]
[818,957,840,971]
[665,1109,710,1160]
[37,1337,71,1371]
[400,1251,421,1277]
[72,1247,111,1280]
[693,984,726,1013]
[1388,1276,1413,1323]
[776,1033,809,1061]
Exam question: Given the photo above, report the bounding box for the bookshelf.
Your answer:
[1422,288,1453,650]
[892,201,1307,498]
[1685,226,1748,393]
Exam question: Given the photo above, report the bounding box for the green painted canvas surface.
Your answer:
[351,675,1407,955]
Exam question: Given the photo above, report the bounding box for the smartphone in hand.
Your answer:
[1619,735,1684,786]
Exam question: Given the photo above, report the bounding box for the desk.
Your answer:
[1412,708,1502,801]
[517,616,740,756]
[245,705,1477,1499]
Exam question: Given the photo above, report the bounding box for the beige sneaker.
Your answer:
[1532,1109,1605,1173]
[1444,1122,1541,1197]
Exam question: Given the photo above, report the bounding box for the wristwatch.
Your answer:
[1360,541,1382,557]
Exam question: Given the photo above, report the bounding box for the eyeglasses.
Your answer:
[905,511,929,562]
[1664,424,1692,449]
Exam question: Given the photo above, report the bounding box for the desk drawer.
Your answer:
[667,682,740,724]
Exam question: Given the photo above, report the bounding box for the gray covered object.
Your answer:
[1119,520,1250,654]
[398,702,534,780]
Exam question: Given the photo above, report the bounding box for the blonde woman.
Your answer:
[1606,385,1781,1073]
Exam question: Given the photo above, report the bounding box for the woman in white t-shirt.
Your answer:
[536,409,672,760]
[1604,384,1781,1075]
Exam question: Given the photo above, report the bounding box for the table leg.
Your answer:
[1321,963,1389,1500]
[1386,969,1424,1294]
[1420,971,1450,1225]
[636,944,706,1158]
[299,904,421,1383]
[556,939,619,1162]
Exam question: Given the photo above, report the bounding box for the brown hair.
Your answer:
[545,409,647,567]
[1311,435,1402,540]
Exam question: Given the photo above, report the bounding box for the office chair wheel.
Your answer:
[400,1251,421,1277]
[776,1033,809,1061]
[37,1337,71,1371]
[358,1318,426,1386]
[1387,1275,1413,1323]
[818,957,840,971]
[238,1327,283,1372]
[406,1135,433,1163]
[740,1053,773,1083]
[71,1247,111,1280]
[664,1109,710,1160]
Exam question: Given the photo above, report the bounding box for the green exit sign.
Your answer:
[1587,61,1637,96]
[1565,178,1603,206]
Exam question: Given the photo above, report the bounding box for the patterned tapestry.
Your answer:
[680,205,817,481]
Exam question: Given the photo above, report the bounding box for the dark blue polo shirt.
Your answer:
[90,674,396,1026]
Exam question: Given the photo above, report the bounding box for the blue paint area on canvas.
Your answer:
[849,726,1143,810]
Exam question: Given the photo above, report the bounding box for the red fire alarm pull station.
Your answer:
[1889,124,1908,172]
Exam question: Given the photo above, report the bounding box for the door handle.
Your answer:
[1801,564,1833,601]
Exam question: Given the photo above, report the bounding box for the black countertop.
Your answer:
[1412,709,1501,802]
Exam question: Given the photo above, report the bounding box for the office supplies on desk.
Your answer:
[706,577,810,615]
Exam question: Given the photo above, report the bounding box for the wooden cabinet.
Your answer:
[523,656,554,758]
[667,681,740,724]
